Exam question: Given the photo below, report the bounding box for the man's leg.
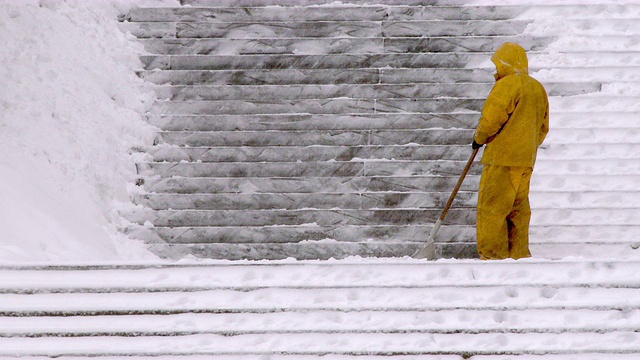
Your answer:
[507,167,533,259]
[477,165,517,260]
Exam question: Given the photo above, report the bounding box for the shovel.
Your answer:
[412,147,480,260]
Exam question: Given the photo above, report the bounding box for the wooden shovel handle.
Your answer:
[438,147,479,222]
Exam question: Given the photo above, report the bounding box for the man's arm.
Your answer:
[474,77,520,145]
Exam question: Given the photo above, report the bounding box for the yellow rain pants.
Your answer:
[473,42,549,260]
[477,165,532,260]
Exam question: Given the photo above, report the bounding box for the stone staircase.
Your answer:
[2,260,639,357]
[121,1,640,260]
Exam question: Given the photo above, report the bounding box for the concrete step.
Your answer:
[145,143,640,164]
[129,224,474,245]
[143,238,640,260]
[124,208,475,227]
[133,190,640,211]
[384,36,553,53]
[140,68,383,85]
[141,36,552,70]
[124,6,532,23]
[154,129,475,147]
[143,52,640,72]
[147,113,480,131]
[137,36,555,56]
[131,191,477,210]
[142,53,494,71]
[150,98,485,115]
[153,83,599,101]
[137,174,640,195]
[140,67,639,86]
[127,207,640,228]
[138,38,384,56]
[146,112,640,132]
[136,160,482,178]
[127,4,640,22]
[148,97,637,116]
[145,145,472,162]
[122,19,531,39]
[139,175,480,194]
[122,21,382,39]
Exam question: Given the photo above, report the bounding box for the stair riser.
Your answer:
[132,192,477,211]
[123,20,529,39]
[148,114,479,131]
[151,99,484,116]
[155,83,598,101]
[136,161,482,178]
[125,6,544,23]
[123,21,381,39]
[126,21,640,41]
[156,129,475,147]
[137,235,640,260]
[147,145,472,163]
[140,68,497,85]
[140,40,552,72]
[131,225,474,244]
[139,38,384,56]
[141,176,480,194]
[126,208,476,227]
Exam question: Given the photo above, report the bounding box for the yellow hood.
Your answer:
[491,42,529,80]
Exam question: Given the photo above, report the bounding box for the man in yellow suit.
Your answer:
[472,42,549,260]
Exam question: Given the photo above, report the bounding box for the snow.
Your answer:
[0,1,160,263]
[1,0,640,265]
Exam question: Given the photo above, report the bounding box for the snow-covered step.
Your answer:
[2,331,638,357]
[538,144,640,160]
[2,285,637,313]
[531,174,640,192]
[2,261,637,288]
[3,309,639,336]
[535,159,640,175]
[4,256,637,356]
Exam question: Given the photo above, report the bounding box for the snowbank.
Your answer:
[0,0,160,263]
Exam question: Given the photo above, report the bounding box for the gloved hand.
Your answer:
[472,140,483,150]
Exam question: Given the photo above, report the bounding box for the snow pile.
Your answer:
[0,0,160,263]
